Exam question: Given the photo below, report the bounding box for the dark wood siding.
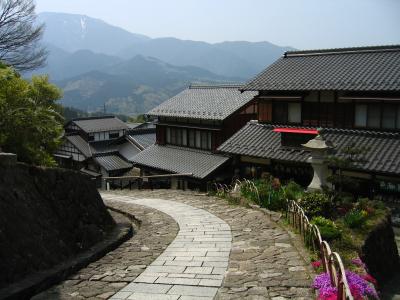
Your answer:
[156,125,165,145]
[259,101,272,122]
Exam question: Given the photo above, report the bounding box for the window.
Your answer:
[355,104,367,127]
[335,103,354,128]
[182,129,187,146]
[170,128,177,144]
[109,131,120,139]
[273,102,288,123]
[398,106,400,129]
[382,105,396,129]
[201,131,208,150]
[188,130,195,147]
[166,127,171,143]
[354,103,400,130]
[367,104,380,128]
[195,130,201,148]
[288,103,301,123]
[88,134,94,141]
[302,103,319,126]
[319,103,334,127]
[165,127,212,150]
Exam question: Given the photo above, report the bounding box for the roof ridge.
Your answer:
[189,83,244,89]
[72,115,116,122]
[284,44,400,57]
[247,122,400,138]
[164,145,228,157]
[321,127,400,138]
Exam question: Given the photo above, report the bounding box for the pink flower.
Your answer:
[362,274,378,286]
[351,257,366,268]
[312,260,322,268]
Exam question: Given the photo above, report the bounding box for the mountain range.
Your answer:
[32,12,294,115]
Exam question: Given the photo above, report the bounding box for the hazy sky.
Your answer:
[35,0,400,49]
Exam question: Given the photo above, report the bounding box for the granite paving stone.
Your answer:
[104,190,315,299]
[33,189,314,299]
[101,194,232,299]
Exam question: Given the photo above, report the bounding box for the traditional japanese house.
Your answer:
[55,116,155,184]
[218,45,400,199]
[131,84,258,189]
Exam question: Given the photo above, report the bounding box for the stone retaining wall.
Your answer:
[0,163,115,289]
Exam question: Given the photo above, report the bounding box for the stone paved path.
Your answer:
[33,202,179,300]
[34,190,314,299]
[102,194,232,300]
[104,190,314,300]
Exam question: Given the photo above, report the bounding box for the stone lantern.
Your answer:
[302,134,331,191]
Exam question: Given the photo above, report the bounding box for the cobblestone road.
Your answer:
[33,201,179,300]
[34,190,314,299]
[103,194,232,300]
[105,190,315,300]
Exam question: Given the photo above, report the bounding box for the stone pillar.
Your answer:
[302,135,330,191]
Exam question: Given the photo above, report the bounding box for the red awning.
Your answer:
[273,128,318,134]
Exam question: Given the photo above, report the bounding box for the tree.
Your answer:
[0,63,63,166]
[0,0,47,71]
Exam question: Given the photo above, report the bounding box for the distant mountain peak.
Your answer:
[38,12,150,55]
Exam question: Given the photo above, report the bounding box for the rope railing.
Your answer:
[286,198,353,300]
[211,181,353,300]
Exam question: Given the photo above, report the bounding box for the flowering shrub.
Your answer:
[313,270,378,300]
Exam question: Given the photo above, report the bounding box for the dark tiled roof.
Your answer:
[80,168,102,177]
[118,141,142,161]
[147,85,258,120]
[131,144,230,179]
[94,153,133,172]
[90,140,120,154]
[66,135,92,158]
[218,122,400,176]
[72,116,129,133]
[243,45,400,92]
[128,133,156,149]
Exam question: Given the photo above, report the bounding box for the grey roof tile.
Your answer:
[72,116,128,133]
[118,141,142,161]
[218,122,400,176]
[94,154,133,172]
[131,144,230,179]
[90,141,120,154]
[127,132,156,149]
[147,85,258,120]
[65,135,92,158]
[243,45,400,92]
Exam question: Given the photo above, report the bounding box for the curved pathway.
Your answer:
[34,190,314,299]
[106,190,315,300]
[102,194,232,300]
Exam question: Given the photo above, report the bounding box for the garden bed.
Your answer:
[212,176,399,299]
